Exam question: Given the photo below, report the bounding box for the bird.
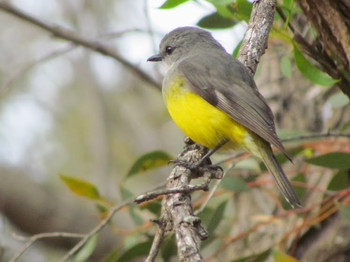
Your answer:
[147,26,301,208]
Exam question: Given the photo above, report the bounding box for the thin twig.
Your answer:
[0,1,161,90]
[281,131,350,142]
[61,199,131,262]
[10,232,85,262]
[145,220,166,262]
[1,44,76,96]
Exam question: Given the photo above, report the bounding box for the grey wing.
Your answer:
[178,54,292,161]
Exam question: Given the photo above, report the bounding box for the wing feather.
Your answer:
[177,53,292,161]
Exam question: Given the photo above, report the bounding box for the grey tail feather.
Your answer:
[260,147,301,209]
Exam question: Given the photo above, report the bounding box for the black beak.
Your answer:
[147,54,162,62]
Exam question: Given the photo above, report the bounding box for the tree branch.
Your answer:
[0,1,161,90]
[238,0,277,75]
[10,232,85,262]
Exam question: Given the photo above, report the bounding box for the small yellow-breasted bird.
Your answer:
[148,27,300,208]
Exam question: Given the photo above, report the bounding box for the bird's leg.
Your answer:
[195,139,228,167]
[171,139,228,171]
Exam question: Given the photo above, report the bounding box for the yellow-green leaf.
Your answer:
[60,174,101,200]
[127,150,172,178]
[273,249,298,262]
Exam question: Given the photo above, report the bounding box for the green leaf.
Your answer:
[328,170,349,191]
[327,92,349,108]
[292,173,307,201]
[160,236,177,260]
[235,0,253,22]
[129,206,144,225]
[117,240,152,262]
[272,249,298,262]
[220,176,248,192]
[207,0,235,5]
[339,204,350,225]
[197,12,237,29]
[341,119,350,131]
[294,47,339,86]
[280,54,292,78]
[232,39,242,58]
[306,152,350,170]
[120,186,134,200]
[127,150,172,178]
[231,248,271,262]
[201,200,227,247]
[139,200,162,215]
[159,0,189,9]
[101,249,119,262]
[207,200,227,234]
[215,4,235,18]
[120,186,143,225]
[60,174,101,200]
[73,235,98,262]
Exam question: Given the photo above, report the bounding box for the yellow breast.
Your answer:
[163,75,248,150]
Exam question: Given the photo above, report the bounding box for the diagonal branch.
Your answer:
[0,1,161,90]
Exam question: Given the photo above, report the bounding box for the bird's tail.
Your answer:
[258,144,301,208]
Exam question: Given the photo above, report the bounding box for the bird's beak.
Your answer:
[147,54,162,62]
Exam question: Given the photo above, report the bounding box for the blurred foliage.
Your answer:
[1,0,350,261]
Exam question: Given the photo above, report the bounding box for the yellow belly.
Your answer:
[163,76,253,152]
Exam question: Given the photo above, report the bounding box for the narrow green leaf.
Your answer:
[294,47,339,86]
[120,186,143,225]
[292,173,307,200]
[201,201,227,247]
[232,39,242,58]
[339,204,350,225]
[117,240,152,262]
[129,206,144,225]
[127,150,172,178]
[306,152,350,170]
[328,170,349,191]
[197,12,237,29]
[73,235,98,262]
[220,176,248,192]
[280,54,292,78]
[160,236,177,260]
[101,249,119,262]
[120,186,134,200]
[231,248,271,262]
[60,174,100,200]
[207,200,227,234]
[159,0,189,9]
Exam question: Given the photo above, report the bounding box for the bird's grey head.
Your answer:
[147,27,225,69]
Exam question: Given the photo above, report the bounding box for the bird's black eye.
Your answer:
[165,46,174,55]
